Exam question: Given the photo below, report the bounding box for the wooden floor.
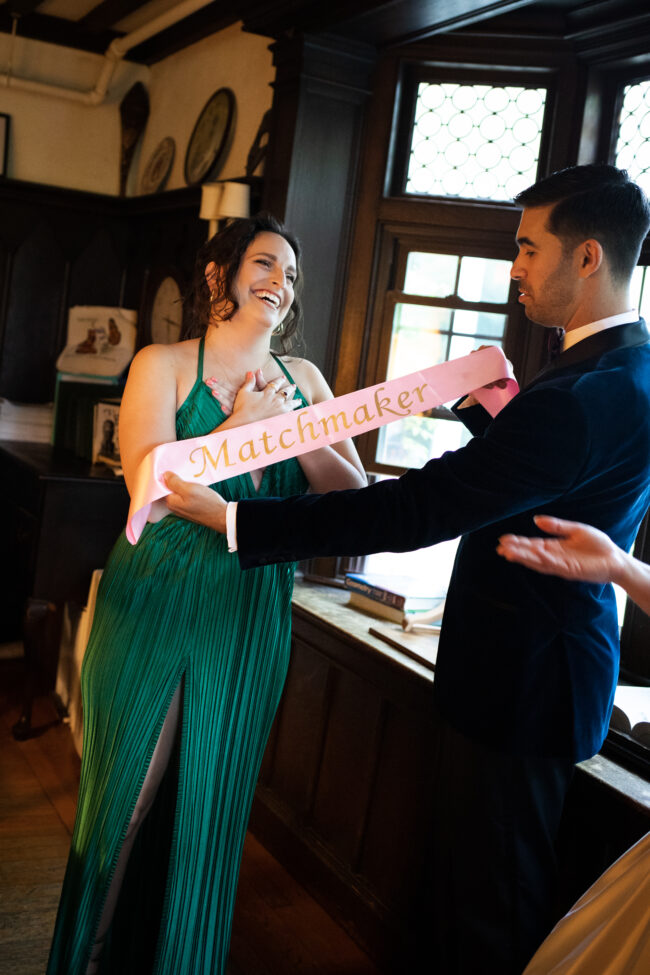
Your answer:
[0,658,382,975]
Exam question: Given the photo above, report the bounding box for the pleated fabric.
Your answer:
[523,831,650,975]
[46,340,308,975]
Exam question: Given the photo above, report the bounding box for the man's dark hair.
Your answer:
[514,164,650,282]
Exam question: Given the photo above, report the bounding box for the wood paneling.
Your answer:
[263,642,331,816]
[262,33,375,379]
[310,667,383,863]
[0,180,203,403]
[251,597,436,966]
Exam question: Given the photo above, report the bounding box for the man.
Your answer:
[166,165,650,974]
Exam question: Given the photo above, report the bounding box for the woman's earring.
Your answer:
[273,320,285,335]
[209,290,218,304]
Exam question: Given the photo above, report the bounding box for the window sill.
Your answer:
[292,577,436,681]
[293,580,650,806]
[578,752,650,815]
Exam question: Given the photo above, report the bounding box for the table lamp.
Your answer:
[199,181,251,238]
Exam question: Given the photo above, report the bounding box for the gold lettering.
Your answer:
[412,382,429,403]
[259,430,277,455]
[353,403,375,425]
[297,411,321,443]
[397,389,413,412]
[374,386,409,418]
[190,440,234,478]
[320,411,353,436]
[279,428,295,449]
[239,439,260,463]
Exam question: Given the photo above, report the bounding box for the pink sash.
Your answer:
[126,346,518,544]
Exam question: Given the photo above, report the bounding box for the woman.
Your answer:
[47,213,366,975]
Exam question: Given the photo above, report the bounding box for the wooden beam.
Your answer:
[78,0,147,33]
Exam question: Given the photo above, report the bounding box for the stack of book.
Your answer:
[344,571,445,628]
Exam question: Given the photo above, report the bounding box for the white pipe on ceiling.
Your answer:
[0,0,214,104]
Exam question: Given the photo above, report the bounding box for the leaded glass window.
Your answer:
[405,82,547,201]
[614,79,650,195]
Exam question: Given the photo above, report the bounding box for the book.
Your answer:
[344,571,445,613]
[609,685,650,746]
[346,590,444,626]
[92,398,122,467]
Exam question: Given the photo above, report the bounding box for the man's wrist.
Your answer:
[226,501,238,551]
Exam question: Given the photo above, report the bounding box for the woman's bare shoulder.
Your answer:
[277,356,331,401]
[277,355,322,381]
[131,338,199,372]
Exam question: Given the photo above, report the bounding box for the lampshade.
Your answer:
[199,181,250,220]
[219,181,250,218]
[199,182,223,220]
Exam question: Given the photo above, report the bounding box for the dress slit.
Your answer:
[100,678,185,974]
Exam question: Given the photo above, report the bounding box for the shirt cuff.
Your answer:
[226,501,238,552]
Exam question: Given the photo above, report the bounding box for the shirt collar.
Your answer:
[562,310,639,352]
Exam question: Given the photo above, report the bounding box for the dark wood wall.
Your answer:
[0,180,204,404]
[261,33,376,379]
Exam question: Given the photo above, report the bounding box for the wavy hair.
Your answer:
[183,212,303,353]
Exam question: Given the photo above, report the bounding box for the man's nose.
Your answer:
[510,260,523,279]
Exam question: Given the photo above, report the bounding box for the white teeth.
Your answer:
[255,290,280,308]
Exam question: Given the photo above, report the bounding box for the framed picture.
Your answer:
[0,114,9,177]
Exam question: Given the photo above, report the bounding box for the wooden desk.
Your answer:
[0,441,129,738]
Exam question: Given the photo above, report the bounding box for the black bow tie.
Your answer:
[547,327,565,361]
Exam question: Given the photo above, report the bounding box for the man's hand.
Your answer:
[458,345,511,408]
[164,472,227,534]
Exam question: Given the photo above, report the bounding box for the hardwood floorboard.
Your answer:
[0,659,383,975]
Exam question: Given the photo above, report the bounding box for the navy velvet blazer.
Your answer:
[237,321,650,761]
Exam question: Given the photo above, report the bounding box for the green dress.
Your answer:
[47,337,309,975]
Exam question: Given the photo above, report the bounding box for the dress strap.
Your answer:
[272,354,295,384]
[197,335,205,382]
[272,353,308,407]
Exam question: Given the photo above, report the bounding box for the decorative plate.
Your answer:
[184,88,236,187]
[140,136,175,195]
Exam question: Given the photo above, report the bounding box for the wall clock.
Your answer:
[140,136,175,194]
[184,87,236,186]
[143,269,185,346]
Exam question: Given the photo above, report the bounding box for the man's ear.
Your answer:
[577,239,604,278]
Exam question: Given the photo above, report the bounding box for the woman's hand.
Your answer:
[228,369,301,426]
[497,515,625,583]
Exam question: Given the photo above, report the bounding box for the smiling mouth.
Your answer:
[254,290,280,308]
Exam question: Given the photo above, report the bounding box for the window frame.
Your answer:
[358,232,523,476]
[390,61,557,203]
